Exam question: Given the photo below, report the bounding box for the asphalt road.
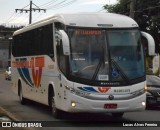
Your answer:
[0,74,160,130]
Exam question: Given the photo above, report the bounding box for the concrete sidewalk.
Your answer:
[0,106,17,121]
[0,72,31,129]
[0,107,19,129]
[0,107,35,130]
[0,71,16,122]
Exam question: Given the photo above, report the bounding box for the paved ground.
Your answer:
[0,72,12,122]
[0,72,20,130]
[0,106,15,121]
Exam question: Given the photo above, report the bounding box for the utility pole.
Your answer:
[130,0,135,19]
[29,0,32,24]
[15,0,46,24]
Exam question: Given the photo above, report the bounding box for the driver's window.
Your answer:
[57,42,67,75]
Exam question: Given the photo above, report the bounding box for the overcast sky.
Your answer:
[0,0,117,26]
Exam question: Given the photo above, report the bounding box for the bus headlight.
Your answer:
[71,101,76,107]
[131,88,145,96]
[64,85,90,97]
[142,102,146,106]
[144,86,148,91]
[70,88,90,98]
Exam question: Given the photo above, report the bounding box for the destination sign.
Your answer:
[76,30,102,35]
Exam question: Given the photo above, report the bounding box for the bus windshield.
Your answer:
[68,28,145,84]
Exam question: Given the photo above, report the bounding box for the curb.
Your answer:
[0,106,18,121]
[0,107,35,130]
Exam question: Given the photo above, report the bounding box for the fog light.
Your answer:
[71,102,76,107]
[142,102,146,106]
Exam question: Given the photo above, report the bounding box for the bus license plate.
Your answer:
[104,104,117,109]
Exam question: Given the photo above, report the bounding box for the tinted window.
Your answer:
[57,42,67,75]
[12,24,54,58]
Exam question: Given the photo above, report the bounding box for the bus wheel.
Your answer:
[51,96,61,119]
[19,82,26,105]
[49,90,61,119]
[112,112,124,118]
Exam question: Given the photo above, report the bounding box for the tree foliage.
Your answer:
[104,0,160,53]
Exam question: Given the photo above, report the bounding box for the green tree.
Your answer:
[104,0,160,53]
[104,0,129,14]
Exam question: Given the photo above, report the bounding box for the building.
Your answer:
[0,26,22,69]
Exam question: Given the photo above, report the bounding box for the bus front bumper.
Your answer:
[63,93,146,113]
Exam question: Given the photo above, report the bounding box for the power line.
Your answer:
[7,13,20,24]
[18,13,30,24]
[47,0,77,10]
[46,0,67,9]
[39,0,77,10]
[56,0,77,9]
[5,12,16,23]
[5,0,77,25]
[15,0,46,24]
[33,12,44,22]
[40,0,59,8]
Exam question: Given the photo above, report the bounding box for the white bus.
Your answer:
[11,13,155,118]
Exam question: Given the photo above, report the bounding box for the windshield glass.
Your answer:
[108,30,145,81]
[68,28,145,83]
[68,29,109,81]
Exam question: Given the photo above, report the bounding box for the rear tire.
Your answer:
[19,82,26,105]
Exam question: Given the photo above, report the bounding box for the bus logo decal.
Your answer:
[17,68,33,87]
[78,87,111,93]
[98,87,110,93]
[31,57,44,88]
[12,56,44,88]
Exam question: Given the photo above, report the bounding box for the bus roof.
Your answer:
[13,13,139,36]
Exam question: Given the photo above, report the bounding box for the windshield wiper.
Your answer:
[92,36,108,81]
[111,59,130,84]
[92,48,105,80]
[92,57,103,80]
[91,33,108,81]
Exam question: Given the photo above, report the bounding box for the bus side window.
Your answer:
[57,42,67,76]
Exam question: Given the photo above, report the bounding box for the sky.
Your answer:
[0,0,117,26]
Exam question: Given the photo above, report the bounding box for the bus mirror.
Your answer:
[59,30,70,55]
[141,31,155,56]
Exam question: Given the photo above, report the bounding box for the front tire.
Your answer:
[51,97,61,119]
[49,89,61,119]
